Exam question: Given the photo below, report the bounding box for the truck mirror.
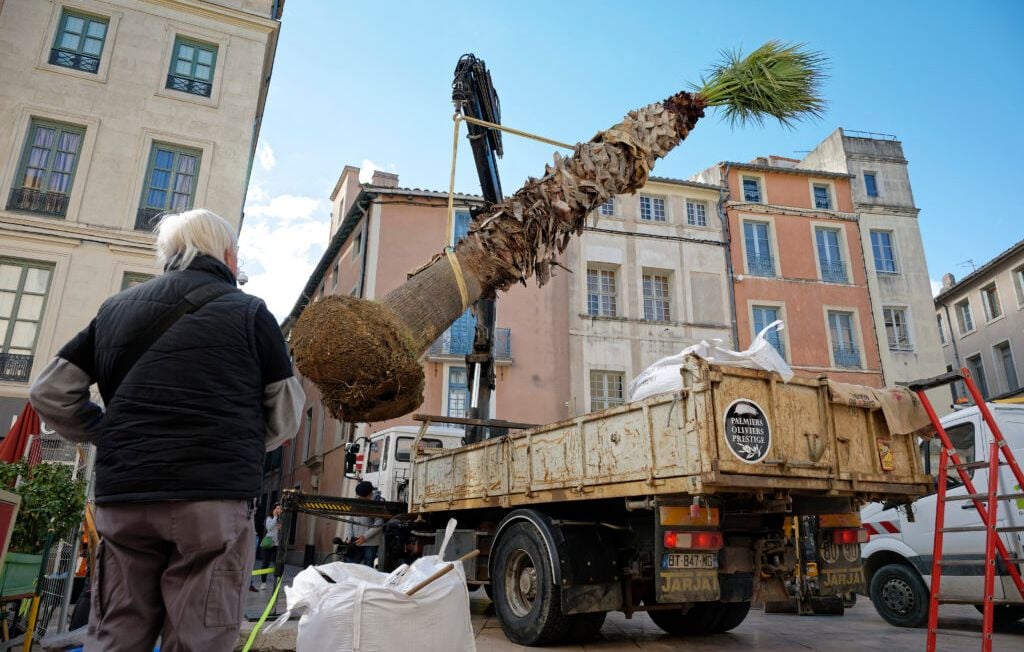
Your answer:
[344,442,360,474]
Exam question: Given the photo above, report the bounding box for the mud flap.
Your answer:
[817,540,864,595]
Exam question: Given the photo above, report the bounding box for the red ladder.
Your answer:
[908,368,1024,652]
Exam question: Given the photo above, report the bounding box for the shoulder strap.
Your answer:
[108,283,235,395]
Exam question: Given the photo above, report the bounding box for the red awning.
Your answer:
[0,402,40,464]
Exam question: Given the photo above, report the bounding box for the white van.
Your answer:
[357,425,464,503]
[860,403,1024,627]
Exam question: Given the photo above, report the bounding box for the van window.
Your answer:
[925,421,976,486]
[365,439,381,473]
[395,437,444,462]
[381,437,390,471]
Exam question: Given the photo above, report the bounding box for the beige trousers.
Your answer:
[87,500,255,652]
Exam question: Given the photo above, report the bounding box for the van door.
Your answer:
[992,407,1024,602]
[899,415,1004,600]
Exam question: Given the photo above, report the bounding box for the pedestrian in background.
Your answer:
[30,209,304,652]
[253,503,283,590]
[344,481,385,567]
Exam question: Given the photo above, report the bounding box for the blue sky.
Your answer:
[240,0,1024,318]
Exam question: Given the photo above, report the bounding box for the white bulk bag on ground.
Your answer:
[280,520,475,652]
[628,320,794,402]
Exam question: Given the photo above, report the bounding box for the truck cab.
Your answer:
[860,403,1024,627]
[357,426,464,503]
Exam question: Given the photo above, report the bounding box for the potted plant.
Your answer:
[0,460,87,597]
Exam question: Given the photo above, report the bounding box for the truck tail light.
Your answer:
[663,530,724,550]
[832,528,868,545]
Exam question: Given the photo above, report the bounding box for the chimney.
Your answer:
[370,170,399,188]
[942,273,956,289]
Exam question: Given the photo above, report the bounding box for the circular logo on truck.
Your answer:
[723,399,771,463]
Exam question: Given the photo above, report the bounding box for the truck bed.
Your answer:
[409,357,932,512]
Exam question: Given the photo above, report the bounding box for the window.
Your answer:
[883,307,912,351]
[331,262,339,290]
[752,305,785,359]
[446,366,469,419]
[121,272,154,290]
[589,370,624,412]
[8,120,85,218]
[587,268,617,317]
[955,299,974,334]
[0,260,54,382]
[639,195,666,222]
[166,37,217,97]
[50,10,107,73]
[815,227,847,283]
[686,200,707,226]
[812,183,832,210]
[966,354,989,399]
[981,284,1002,321]
[599,198,615,217]
[302,407,312,461]
[828,311,860,368]
[137,144,200,230]
[936,314,946,345]
[994,341,1019,393]
[642,273,671,321]
[395,437,444,462]
[742,176,762,202]
[864,172,878,197]
[453,210,471,243]
[352,232,363,260]
[365,439,381,473]
[870,230,897,274]
[743,221,774,277]
[925,422,975,483]
[315,405,325,454]
[1014,266,1024,307]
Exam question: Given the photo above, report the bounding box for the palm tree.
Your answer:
[293,41,828,422]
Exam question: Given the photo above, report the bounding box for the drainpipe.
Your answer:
[357,199,371,299]
[718,163,740,349]
[854,215,888,386]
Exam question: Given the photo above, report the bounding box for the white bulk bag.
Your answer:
[280,519,476,652]
[628,320,794,402]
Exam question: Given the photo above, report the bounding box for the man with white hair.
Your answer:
[29,209,304,651]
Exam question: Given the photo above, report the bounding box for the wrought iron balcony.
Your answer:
[746,254,775,277]
[429,327,512,361]
[820,260,848,283]
[814,196,832,210]
[135,207,164,231]
[49,48,100,73]
[7,188,69,217]
[0,353,33,383]
[832,345,861,369]
[166,74,212,97]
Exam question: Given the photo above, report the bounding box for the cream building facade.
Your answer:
[0,0,282,428]
[800,129,946,406]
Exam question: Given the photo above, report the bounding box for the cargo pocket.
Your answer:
[204,569,245,627]
[93,540,122,625]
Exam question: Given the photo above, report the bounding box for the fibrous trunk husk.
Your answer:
[292,91,706,422]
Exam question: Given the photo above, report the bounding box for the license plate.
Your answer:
[662,553,718,570]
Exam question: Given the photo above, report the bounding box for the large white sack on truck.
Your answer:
[279,519,475,652]
[628,320,793,402]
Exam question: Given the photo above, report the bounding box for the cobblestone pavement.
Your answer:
[240,577,1022,652]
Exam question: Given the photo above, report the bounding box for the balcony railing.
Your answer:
[820,260,848,283]
[0,353,33,383]
[746,254,775,277]
[49,48,100,73]
[135,207,165,231]
[7,188,69,217]
[429,327,512,361]
[166,74,212,97]
[833,345,861,369]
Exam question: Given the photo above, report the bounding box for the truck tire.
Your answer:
[564,611,607,642]
[491,522,571,645]
[869,563,928,627]
[974,604,1024,626]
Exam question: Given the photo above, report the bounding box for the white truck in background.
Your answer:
[860,403,1024,627]
[355,426,464,503]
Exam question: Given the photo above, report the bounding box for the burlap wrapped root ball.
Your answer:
[290,295,424,423]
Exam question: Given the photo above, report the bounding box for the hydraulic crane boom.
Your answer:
[452,54,503,445]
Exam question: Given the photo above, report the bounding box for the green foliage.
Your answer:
[694,41,828,128]
[0,461,87,554]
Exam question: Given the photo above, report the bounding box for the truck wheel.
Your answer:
[869,563,928,627]
[974,604,1024,626]
[709,601,751,632]
[647,606,703,635]
[648,601,748,635]
[565,611,607,642]
[483,583,494,601]
[491,522,570,645]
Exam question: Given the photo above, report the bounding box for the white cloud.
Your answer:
[240,186,328,319]
[257,143,276,172]
[931,279,943,297]
[359,159,383,184]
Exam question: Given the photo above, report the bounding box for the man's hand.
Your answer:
[355,536,366,545]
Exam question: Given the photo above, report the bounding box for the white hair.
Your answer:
[155,209,238,271]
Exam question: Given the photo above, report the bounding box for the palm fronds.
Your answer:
[694,41,828,128]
